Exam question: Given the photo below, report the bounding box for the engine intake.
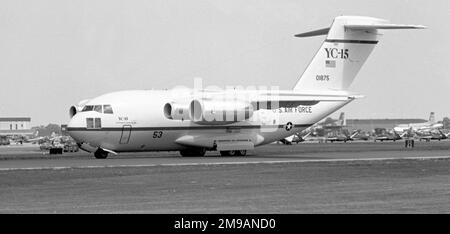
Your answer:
[69,99,90,119]
[69,106,78,118]
[163,103,190,120]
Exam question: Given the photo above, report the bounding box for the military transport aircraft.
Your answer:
[67,16,425,158]
[394,112,443,133]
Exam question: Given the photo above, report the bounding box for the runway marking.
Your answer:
[1,155,450,171]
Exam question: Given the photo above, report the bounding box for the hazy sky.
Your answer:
[0,0,449,126]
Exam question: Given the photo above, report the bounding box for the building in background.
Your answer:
[0,117,34,136]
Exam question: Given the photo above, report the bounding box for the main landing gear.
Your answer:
[179,148,207,157]
[220,150,247,156]
[179,148,248,157]
[94,148,109,159]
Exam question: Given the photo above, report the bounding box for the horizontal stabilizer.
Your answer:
[345,23,426,30]
[294,23,425,39]
[295,27,330,37]
[293,16,425,92]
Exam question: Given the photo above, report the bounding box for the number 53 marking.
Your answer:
[153,131,163,138]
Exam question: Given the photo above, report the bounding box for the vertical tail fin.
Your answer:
[293,16,425,91]
[429,112,435,123]
[338,112,345,126]
[349,131,359,139]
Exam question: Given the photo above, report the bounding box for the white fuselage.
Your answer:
[67,90,353,153]
[66,16,424,155]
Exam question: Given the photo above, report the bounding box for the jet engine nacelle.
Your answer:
[163,103,190,120]
[189,99,253,125]
[69,99,90,118]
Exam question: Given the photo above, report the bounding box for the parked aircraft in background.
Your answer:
[66,16,424,158]
[374,133,402,142]
[350,130,370,141]
[291,131,312,144]
[321,112,346,129]
[373,128,405,142]
[394,112,443,133]
[279,131,313,144]
[416,129,448,142]
[281,112,344,144]
[325,131,358,143]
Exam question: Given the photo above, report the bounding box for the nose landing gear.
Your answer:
[94,148,109,159]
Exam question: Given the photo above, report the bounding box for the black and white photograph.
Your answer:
[0,0,449,221]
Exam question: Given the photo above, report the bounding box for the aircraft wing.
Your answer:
[250,95,353,108]
[192,90,362,108]
[166,90,362,125]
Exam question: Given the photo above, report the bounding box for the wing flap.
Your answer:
[251,94,352,108]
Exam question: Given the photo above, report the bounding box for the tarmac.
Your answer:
[0,141,450,213]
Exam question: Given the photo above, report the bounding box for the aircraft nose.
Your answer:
[68,113,83,128]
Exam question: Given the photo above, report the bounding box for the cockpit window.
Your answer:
[82,105,94,112]
[94,105,102,113]
[82,104,113,114]
[103,105,114,114]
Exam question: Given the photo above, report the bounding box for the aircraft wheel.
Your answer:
[197,148,206,156]
[220,150,238,156]
[180,150,193,157]
[236,150,247,156]
[94,148,108,159]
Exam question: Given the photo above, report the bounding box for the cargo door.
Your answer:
[119,125,132,144]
